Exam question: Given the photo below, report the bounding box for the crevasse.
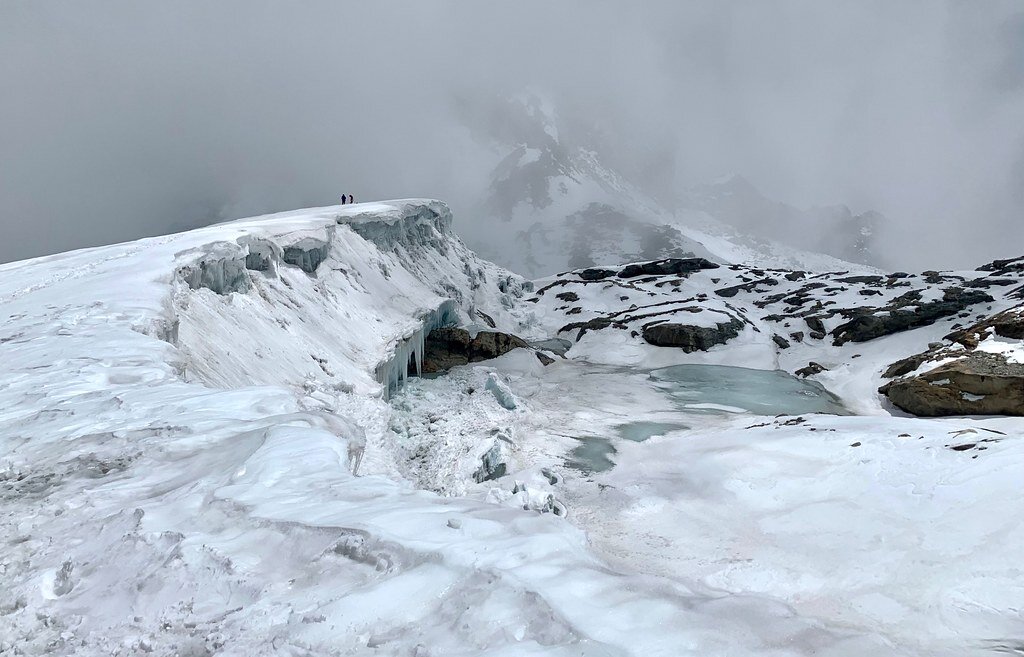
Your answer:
[376,299,458,400]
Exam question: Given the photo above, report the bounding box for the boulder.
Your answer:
[422,328,530,373]
[879,352,1024,416]
[796,362,828,378]
[641,318,744,352]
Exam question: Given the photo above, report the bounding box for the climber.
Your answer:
[340,194,347,205]
[348,194,354,204]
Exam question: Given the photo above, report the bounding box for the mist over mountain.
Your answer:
[2,2,1022,270]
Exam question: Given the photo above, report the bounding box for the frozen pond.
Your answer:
[650,364,848,416]
[615,420,690,442]
[565,436,617,473]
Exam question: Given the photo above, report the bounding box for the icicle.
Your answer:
[375,299,459,400]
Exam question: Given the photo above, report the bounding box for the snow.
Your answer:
[2,198,1023,656]
[975,333,1024,364]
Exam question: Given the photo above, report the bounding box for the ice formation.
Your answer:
[375,299,459,399]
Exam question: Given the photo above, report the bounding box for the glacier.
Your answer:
[1,199,1023,657]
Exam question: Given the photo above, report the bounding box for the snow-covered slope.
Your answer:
[459,94,882,277]
[0,200,896,656]
[3,200,1022,656]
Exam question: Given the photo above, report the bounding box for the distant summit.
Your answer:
[458,94,885,277]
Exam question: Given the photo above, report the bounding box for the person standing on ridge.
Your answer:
[348,194,354,204]
[340,194,347,205]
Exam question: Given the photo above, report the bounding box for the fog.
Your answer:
[2,1,1022,270]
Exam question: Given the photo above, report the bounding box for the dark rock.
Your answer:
[422,328,530,373]
[789,331,804,343]
[809,331,826,340]
[641,318,744,352]
[714,278,779,298]
[882,352,932,378]
[831,288,994,345]
[977,255,1024,274]
[964,277,1017,289]
[578,268,617,281]
[476,309,496,328]
[772,334,791,349]
[785,271,806,281]
[805,316,826,334]
[555,291,580,302]
[535,351,555,366]
[836,275,883,284]
[858,289,883,296]
[558,317,618,341]
[795,362,828,377]
[945,305,1024,347]
[617,258,719,279]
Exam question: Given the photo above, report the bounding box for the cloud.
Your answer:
[1,0,1021,269]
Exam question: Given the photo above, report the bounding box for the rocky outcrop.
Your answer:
[422,328,530,373]
[578,268,617,281]
[880,353,1024,416]
[879,303,1024,416]
[832,288,993,345]
[617,258,719,278]
[641,318,744,353]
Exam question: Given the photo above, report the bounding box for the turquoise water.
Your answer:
[565,437,617,474]
[649,364,847,416]
[615,421,690,442]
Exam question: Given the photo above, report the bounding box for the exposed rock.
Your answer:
[789,331,804,343]
[945,305,1024,348]
[617,258,719,279]
[831,288,993,345]
[641,318,744,352]
[714,278,779,298]
[880,352,1024,416]
[805,316,826,334]
[882,352,933,378]
[535,351,555,366]
[422,328,530,373]
[977,255,1024,274]
[578,268,617,281]
[558,317,620,341]
[836,275,883,284]
[772,334,791,349]
[475,309,497,328]
[795,362,828,378]
[784,271,806,281]
[555,291,580,302]
[964,277,1017,289]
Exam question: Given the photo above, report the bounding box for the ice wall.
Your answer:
[375,299,459,400]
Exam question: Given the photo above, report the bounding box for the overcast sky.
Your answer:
[2,1,1022,269]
